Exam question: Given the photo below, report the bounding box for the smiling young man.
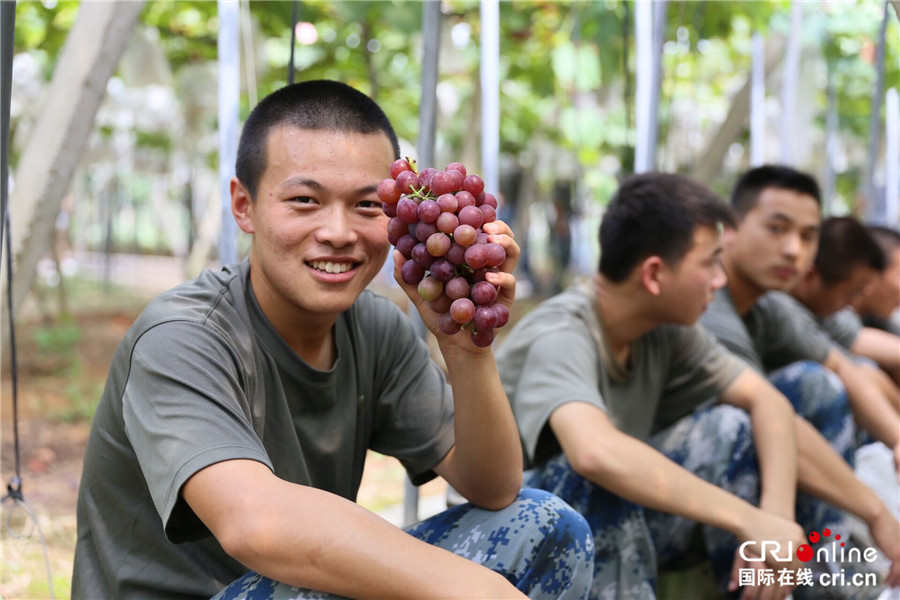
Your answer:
[498,173,816,600]
[71,81,593,600]
[700,165,900,598]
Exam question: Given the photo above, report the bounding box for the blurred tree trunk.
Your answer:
[691,35,785,184]
[7,1,144,315]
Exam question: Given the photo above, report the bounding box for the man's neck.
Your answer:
[249,272,337,370]
[722,256,764,316]
[594,275,660,360]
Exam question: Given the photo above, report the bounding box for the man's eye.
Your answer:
[767,224,785,234]
[291,196,315,204]
[358,200,382,209]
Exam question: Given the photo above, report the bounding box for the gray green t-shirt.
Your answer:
[72,261,455,599]
[496,284,744,468]
[700,287,832,373]
[822,307,864,351]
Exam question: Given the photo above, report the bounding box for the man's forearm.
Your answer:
[793,416,886,524]
[833,356,900,448]
[440,342,523,507]
[748,397,798,520]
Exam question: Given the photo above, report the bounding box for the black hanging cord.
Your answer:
[3,209,21,502]
[1,0,16,251]
[288,0,298,84]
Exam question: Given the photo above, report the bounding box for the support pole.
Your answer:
[218,0,239,265]
[864,0,889,222]
[779,2,802,165]
[885,88,898,226]
[1,1,14,251]
[403,0,442,528]
[480,0,500,194]
[750,33,766,167]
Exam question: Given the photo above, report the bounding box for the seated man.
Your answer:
[71,80,593,600]
[700,165,900,597]
[787,216,900,428]
[824,225,900,384]
[498,172,900,600]
[500,172,804,599]
[701,166,899,467]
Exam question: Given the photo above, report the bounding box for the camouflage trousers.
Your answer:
[212,488,594,600]
[769,361,886,600]
[529,363,879,600]
[528,404,760,599]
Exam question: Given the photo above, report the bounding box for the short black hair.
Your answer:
[235,80,401,199]
[868,225,900,261]
[731,165,821,218]
[599,172,736,282]
[815,217,886,285]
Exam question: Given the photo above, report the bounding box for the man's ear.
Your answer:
[640,256,664,297]
[722,225,737,247]
[231,177,255,234]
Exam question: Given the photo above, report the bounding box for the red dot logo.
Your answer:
[797,544,814,562]
[823,528,831,537]
[809,531,820,543]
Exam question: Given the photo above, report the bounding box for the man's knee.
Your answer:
[770,360,848,414]
[508,488,593,548]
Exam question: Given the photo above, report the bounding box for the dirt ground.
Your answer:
[0,275,447,599]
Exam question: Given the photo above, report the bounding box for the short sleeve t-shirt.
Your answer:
[72,261,455,599]
[701,287,832,373]
[822,307,864,351]
[496,284,744,468]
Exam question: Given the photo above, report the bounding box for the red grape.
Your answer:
[470,327,495,347]
[378,179,402,203]
[483,242,506,267]
[396,170,419,194]
[426,232,451,257]
[450,298,476,324]
[417,199,440,224]
[391,158,411,179]
[445,276,471,300]
[453,224,477,247]
[462,174,484,196]
[471,281,498,305]
[412,243,436,267]
[439,311,462,334]
[401,260,426,285]
[396,198,419,224]
[458,205,484,229]
[446,162,467,176]
[396,234,417,259]
[464,244,488,269]
[418,276,443,302]
[436,212,459,234]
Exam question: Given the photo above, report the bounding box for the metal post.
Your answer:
[864,1,889,222]
[885,88,898,226]
[1,1,15,251]
[779,2,802,165]
[403,0,443,528]
[634,0,653,173]
[218,0,240,265]
[750,33,766,166]
[480,0,500,194]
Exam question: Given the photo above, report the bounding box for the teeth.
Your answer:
[310,261,353,274]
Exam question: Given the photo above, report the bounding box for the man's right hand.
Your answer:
[729,510,806,600]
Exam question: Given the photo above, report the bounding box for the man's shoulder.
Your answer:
[129,263,250,344]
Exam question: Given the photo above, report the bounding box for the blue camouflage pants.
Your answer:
[212,488,594,600]
[768,361,886,600]
[527,404,759,599]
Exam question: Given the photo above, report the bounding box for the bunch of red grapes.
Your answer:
[379,159,510,347]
